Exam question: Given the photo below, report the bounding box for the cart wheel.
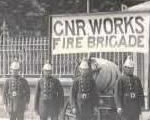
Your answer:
[62,98,76,120]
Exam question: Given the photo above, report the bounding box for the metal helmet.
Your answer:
[43,62,52,71]
[123,56,134,68]
[79,59,89,69]
[10,59,20,70]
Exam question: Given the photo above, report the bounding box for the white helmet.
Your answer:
[10,59,20,70]
[123,56,134,68]
[43,63,52,71]
[79,59,89,69]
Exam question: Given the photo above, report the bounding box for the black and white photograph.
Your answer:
[0,0,150,120]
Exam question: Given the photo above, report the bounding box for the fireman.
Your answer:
[3,59,30,120]
[71,59,99,120]
[115,56,144,120]
[34,62,64,120]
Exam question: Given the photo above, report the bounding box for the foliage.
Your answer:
[0,0,121,35]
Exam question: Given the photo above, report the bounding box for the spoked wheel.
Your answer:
[62,98,76,120]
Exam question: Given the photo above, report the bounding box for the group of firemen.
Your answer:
[2,56,144,120]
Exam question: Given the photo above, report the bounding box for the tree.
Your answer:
[0,0,122,35]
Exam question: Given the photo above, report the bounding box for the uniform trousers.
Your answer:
[120,115,139,120]
[76,99,95,120]
[9,111,24,120]
[39,100,59,120]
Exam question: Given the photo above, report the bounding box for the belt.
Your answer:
[79,93,90,99]
[124,93,130,96]
[42,93,57,100]
[124,92,136,99]
[9,91,18,97]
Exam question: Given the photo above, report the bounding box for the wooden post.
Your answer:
[87,0,90,58]
[144,52,149,110]
[87,0,90,13]
[144,19,150,110]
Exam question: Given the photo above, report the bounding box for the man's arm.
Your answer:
[137,77,144,108]
[56,79,64,110]
[114,78,123,109]
[34,80,40,113]
[70,80,78,109]
[3,80,9,105]
[23,78,30,104]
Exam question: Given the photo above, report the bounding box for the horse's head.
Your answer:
[75,57,121,93]
[88,57,101,72]
[74,57,101,79]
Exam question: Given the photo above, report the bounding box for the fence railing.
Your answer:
[0,35,50,77]
[52,52,133,77]
[52,52,145,87]
[0,33,144,81]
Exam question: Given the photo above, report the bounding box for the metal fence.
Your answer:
[0,34,50,77]
[0,32,144,81]
[52,52,145,85]
[52,52,133,77]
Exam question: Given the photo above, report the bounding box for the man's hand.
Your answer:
[35,109,39,115]
[117,108,123,115]
[93,107,99,116]
[94,107,98,113]
[72,108,77,114]
[25,104,29,110]
[4,106,7,112]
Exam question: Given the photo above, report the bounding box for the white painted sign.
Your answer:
[51,12,150,54]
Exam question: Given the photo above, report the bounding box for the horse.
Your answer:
[74,57,121,93]
[63,57,121,120]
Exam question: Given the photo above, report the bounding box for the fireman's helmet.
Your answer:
[123,56,134,68]
[79,59,89,69]
[10,59,20,70]
[43,63,52,71]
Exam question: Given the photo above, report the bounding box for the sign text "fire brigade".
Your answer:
[51,12,150,54]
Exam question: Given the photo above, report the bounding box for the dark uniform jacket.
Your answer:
[115,74,144,117]
[71,74,99,118]
[3,76,30,113]
[34,76,64,114]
